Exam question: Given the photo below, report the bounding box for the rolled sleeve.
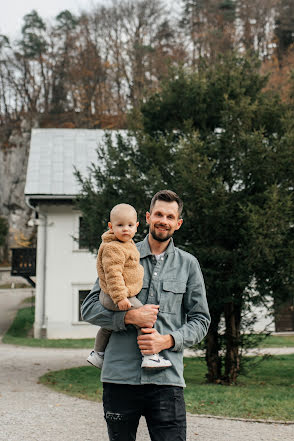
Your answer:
[170,330,184,352]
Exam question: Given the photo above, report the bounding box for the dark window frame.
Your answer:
[78,217,88,250]
[78,289,90,321]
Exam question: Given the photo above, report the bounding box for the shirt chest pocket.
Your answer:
[159,280,186,314]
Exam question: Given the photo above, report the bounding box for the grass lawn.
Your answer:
[259,335,294,348]
[39,354,294,421]
[0,283,31,289]
[2,307,94,348]
[183,355,294,421]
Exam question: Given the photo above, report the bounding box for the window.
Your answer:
[78,217,88,249]
[72,284,93,323]
[78,290,90,321]
[275,297,294,332]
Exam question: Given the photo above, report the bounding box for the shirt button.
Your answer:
[150,293,154,297]
[154,272,157,276]
[161,257,164,260]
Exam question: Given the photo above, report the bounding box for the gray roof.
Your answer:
[25,129,120,199]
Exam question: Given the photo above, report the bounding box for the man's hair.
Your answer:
[149,190,183,217]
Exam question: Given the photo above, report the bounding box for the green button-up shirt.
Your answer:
[81,235,210,387]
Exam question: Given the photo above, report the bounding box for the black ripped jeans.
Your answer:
[103,383,186,441]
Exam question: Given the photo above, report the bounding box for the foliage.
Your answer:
[0,0,183,127]
[76,54,294,384]
[40,355,294,421]
[1,1,294,127]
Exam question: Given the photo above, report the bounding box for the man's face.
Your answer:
[146,200,183,243]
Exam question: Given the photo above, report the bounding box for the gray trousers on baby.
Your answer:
[94,291,143,353]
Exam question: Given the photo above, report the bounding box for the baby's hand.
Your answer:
[117,298,132,311]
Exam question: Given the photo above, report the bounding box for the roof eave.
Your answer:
[25,194,77,207]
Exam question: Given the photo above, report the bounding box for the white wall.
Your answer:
[246,304,275,333]
[35,204,98,339]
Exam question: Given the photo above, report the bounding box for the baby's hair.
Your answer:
[110,203,137,222]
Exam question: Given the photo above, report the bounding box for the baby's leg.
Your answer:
[87,291,116,368]
[100,290,120,311]
[91,291,118,352]
[94,328,112,353]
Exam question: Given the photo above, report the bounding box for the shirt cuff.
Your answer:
[113,311,127,332]
[170,331,184,352]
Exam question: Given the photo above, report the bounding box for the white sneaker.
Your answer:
[141,354,172,369]
[87,350,104,369]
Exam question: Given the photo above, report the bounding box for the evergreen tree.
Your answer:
[76,54,294,384]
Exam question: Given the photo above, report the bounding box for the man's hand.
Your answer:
[117,298,132,311]
[125,304,159,328]
[137,328,174,355]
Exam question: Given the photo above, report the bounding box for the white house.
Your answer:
[25,129,292,339]
[25,128,113,339]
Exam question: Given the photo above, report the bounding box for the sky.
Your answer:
[1,0,178,41]
[0,0,109,40]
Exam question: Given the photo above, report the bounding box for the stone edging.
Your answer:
[188,412,294,425]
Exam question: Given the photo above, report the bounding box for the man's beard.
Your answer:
[150,225,173,242]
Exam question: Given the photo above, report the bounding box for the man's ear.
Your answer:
[146,211,150,225]
[108,221,113,230]
[175,218,183,231]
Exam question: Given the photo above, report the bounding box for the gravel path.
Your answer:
[0,289,293,441]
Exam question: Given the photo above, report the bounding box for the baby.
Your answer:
[87,203,172,370]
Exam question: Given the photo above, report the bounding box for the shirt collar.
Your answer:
[139,234,175,258]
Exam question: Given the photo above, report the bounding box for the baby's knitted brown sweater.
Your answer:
[96,230,144,304]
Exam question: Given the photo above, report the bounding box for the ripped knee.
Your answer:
[105,411,126,422]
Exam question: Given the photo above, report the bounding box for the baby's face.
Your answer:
[109,210,139,242]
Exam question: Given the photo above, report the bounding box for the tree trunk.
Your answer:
[205,310,222,383]
[223,301,241,384]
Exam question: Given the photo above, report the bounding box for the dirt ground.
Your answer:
[0,289,293,441]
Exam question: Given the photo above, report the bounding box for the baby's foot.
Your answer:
[87,350,104,369]
[141,354,172,369]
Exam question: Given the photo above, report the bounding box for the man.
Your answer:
[81,190,210,441]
